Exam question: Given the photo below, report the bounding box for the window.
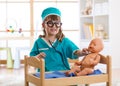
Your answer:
[0,0,30,37]
[33,0,79,37]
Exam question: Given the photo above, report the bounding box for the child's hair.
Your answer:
[39,15,65,42]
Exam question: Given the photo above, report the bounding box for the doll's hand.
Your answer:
[36,52,46,59]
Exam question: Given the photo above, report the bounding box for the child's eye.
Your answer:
[48,23,53,26]
[46,21,54,27]
[55,22,62,27]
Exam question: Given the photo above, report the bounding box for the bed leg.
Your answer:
[85,84,90,86]
[25,81,29,86]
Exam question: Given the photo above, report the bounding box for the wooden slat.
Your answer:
[27,74,41,85]
[0,60,14,64]
[26,57,42,68]
[44,74,108,86]
[0,60,24,64]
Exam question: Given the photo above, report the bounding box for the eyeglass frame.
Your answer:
[45,20,62,28]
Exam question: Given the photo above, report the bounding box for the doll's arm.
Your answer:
[90,55,100,66]
[93,55,100,65]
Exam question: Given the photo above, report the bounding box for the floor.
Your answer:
[0,65,120,86]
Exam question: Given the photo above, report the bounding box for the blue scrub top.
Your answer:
[30,37,79,72]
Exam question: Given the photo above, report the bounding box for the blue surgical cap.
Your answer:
[41,7,61,21]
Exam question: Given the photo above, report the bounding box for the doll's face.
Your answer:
[88,38,104,53]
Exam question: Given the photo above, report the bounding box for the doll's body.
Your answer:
[65,38,104,76]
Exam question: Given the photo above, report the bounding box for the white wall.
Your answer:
[109,0,120,69]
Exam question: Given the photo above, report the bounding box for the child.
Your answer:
[65,38,104,76]
[30,7,88,72]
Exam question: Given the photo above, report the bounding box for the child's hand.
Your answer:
[36,52,46,59]
[81,48,90,55]
[74,61,81,66]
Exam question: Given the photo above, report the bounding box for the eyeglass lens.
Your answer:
[46,21,62,28]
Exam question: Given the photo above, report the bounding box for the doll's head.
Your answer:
[88,38,104,53]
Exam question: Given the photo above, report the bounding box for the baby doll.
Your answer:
[65,38,104,76]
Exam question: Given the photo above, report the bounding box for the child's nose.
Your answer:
[51,23,57,28]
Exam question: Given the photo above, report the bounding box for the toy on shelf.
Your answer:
[6,26,14,33]
[95,24,108,39]
[18,28,22,33]
[81,0,92,15]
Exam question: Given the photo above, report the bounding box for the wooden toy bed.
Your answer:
[24,54,111,86]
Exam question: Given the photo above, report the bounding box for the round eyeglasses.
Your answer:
[45,20,62,28]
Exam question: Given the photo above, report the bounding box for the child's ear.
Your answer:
[42,23,44,27]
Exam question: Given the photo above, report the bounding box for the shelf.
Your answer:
[80,15,93,18]
[80,39,109,42]
[0,30,30,32]
[0,60,24,64]
[0,37,32,40]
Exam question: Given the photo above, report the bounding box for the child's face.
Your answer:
[88,38,103,53]
[43,15,62,36]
